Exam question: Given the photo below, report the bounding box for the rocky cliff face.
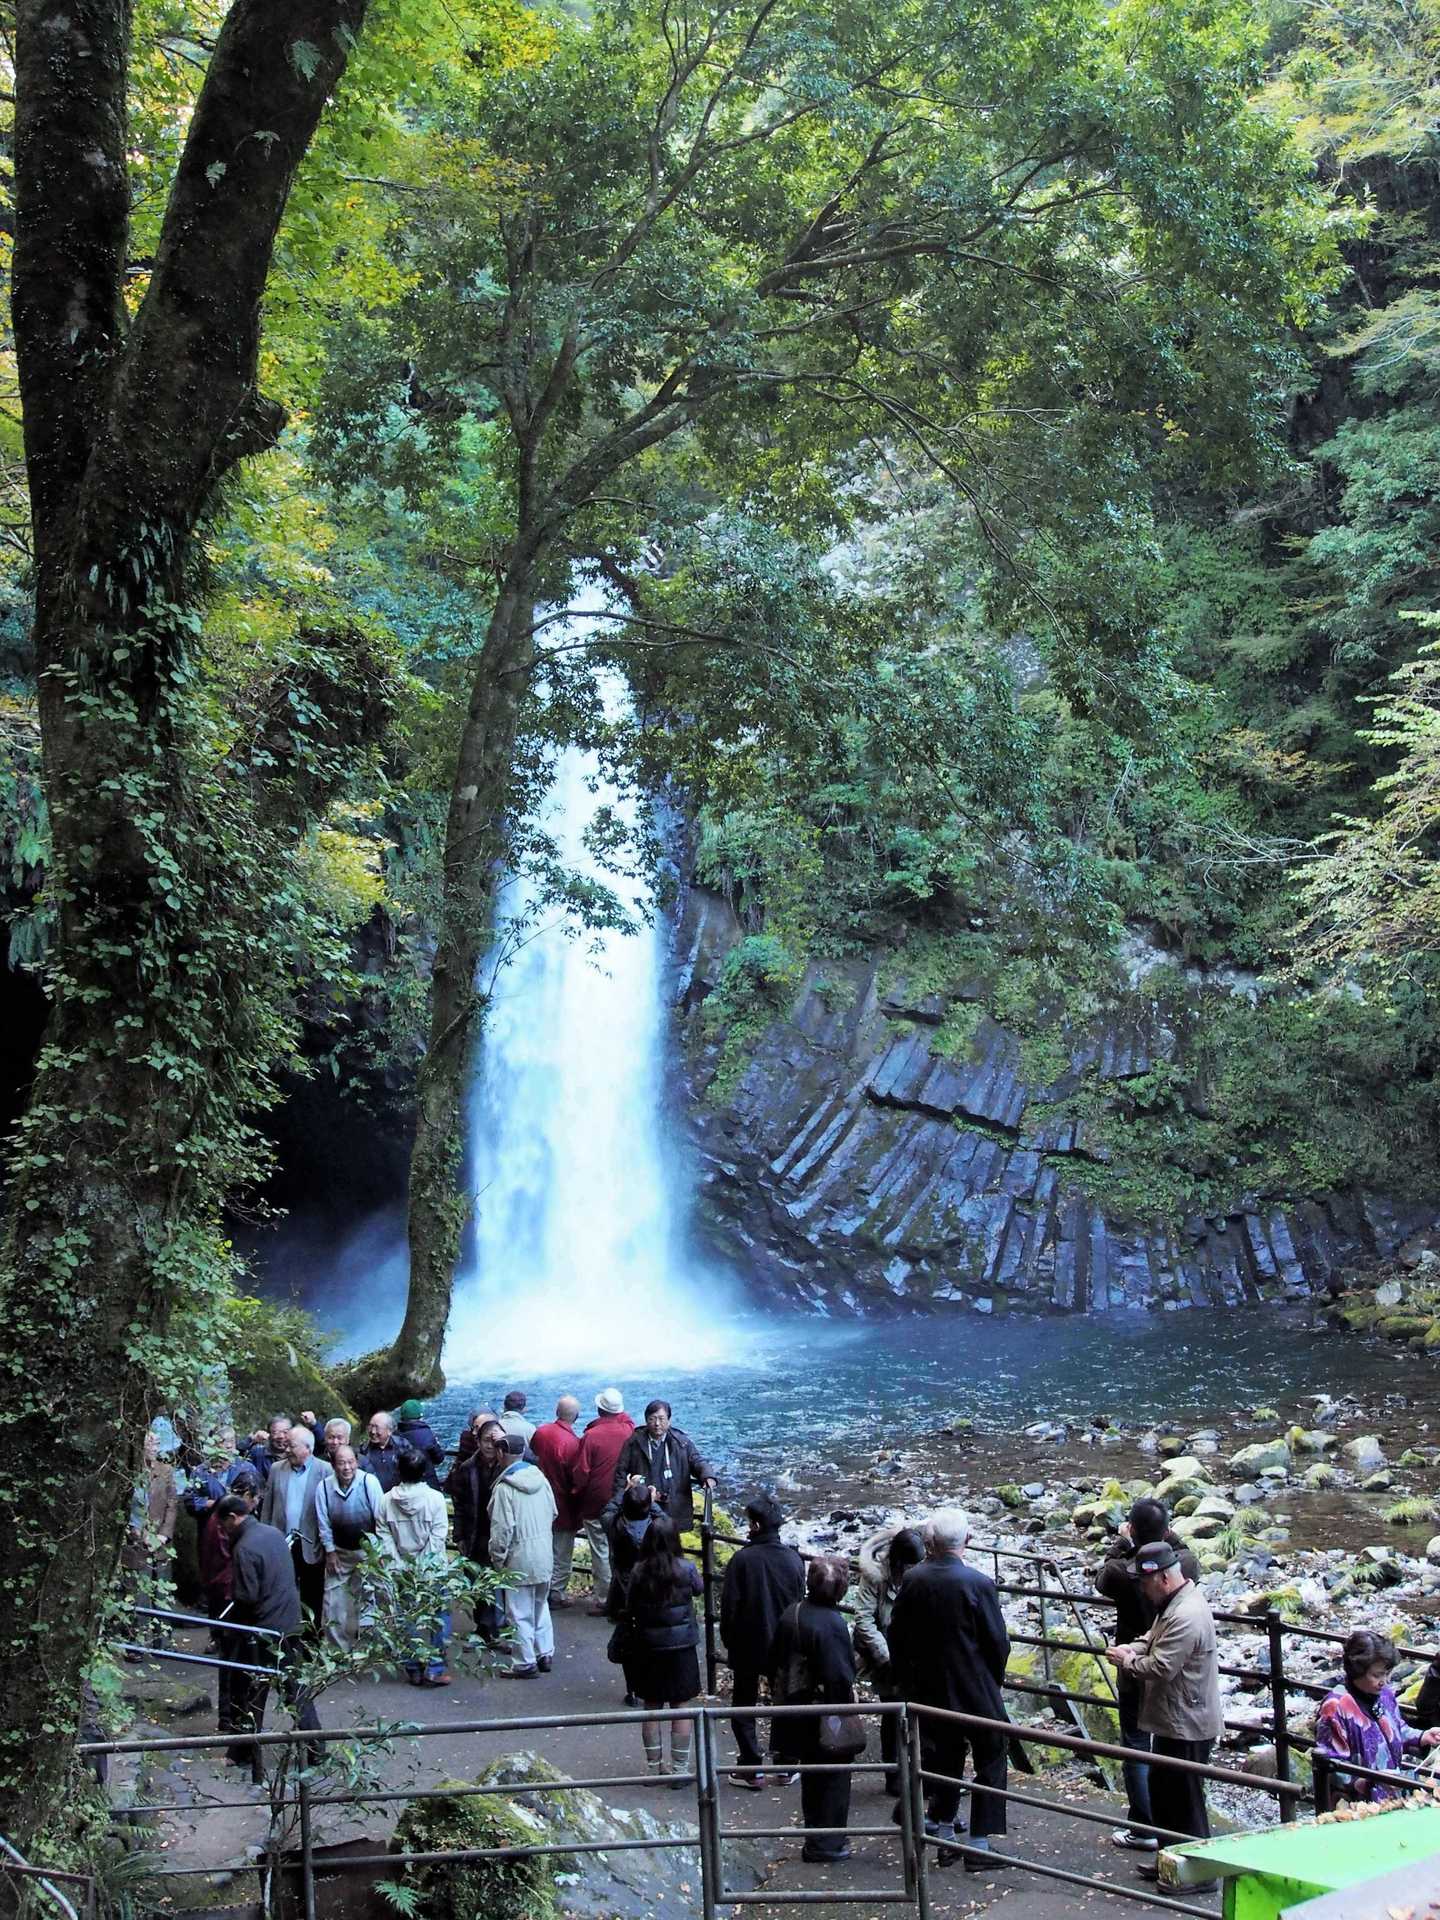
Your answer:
[672,887,1433,1316]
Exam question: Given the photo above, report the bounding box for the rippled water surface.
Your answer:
[431,1307,1426,1481]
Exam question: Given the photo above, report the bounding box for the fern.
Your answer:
[377,1883,424,1917]
[1384,1496,1437,1526]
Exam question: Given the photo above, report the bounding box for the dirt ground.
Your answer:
[112,1603,1220,1920]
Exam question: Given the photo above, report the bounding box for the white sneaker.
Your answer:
[1111,1829,1159,1852]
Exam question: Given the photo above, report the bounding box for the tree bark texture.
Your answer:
[0,0,371,1846]
[338,580,538,1413]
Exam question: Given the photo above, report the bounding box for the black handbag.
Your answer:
[817,1710,867,1760]
[606,1619,631,1665]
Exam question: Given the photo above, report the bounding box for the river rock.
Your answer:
[1302,1464,1337,1488]
[1155,1454,1206,1484]
[1399,1225,1440,1268]
[1024,1420,1065,1442]
[1154,1474,1213,1507]
[1291,1430,1338,1454]
[1362,1471,1393,1491]
[1342,1436,1388,1473]
[1426,1536,1440,1565]
[1195,1495,1236,1520]
[1229,1441,1290,1474]
[1171,1512,1227,1542]
[1375,1276,1406,1305]
[1234,1483,1267,1505]
[1158,1435,1186,1457]
[1361,1546,1405,1585]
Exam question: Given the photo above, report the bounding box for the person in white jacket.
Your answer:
[378,1450,452,1686]
[490,1434,558,1676]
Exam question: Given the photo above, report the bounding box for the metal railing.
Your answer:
[693,1492,1440,1814]
[0,1835,95,1920]
[75,1693,1328,1920]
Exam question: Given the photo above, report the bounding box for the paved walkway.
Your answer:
[119,1604,1219,1920]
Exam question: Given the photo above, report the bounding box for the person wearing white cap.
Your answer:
[571,1389,635,1612]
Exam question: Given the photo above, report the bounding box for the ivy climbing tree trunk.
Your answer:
[340,575,540,1411]
[0,0,375,1848]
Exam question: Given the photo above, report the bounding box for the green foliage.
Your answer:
[1384,1496,1438,1526]
[213,1293,355,1433]
[702,934,805,1101]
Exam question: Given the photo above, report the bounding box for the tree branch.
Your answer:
[91,0,373,538]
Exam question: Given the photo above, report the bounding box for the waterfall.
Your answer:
[444,706,737,1377]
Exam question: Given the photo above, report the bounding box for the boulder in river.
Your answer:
[1426,1536,1440,1565]
[1229,1440,1290,1474]
[1342,1435,1388,1473]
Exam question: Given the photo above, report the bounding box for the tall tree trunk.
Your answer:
[0,0,373,1846]
[339,576,539,1412]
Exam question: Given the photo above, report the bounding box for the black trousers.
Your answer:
[1150,1736,1212,1842]
[228,1632,321,1774]
[797,1723,852,1858]
[731,1664,767,1770]
[292,1541,324,1626]
[923,1725,1007,1838]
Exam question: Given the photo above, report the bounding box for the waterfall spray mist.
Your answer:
[444,725,741,1378]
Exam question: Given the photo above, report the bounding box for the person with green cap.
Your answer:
[395,1400,446,1489]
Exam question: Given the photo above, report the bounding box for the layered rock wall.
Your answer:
[673,888,1431,1315]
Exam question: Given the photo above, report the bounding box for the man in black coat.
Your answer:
[607,1399,716,1535]
[721,1494,806,1786]
[216,1497,320,1778]
[889,1508,1011,1871]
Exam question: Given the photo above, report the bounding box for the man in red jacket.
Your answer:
[571,1388,635,1613]
[531,1396,583,1609]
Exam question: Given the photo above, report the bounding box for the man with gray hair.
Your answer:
[358,1409,405,1492]
[889,1507,1012,1871]
[258,1422,333,1627]
[322,1418,352,1467]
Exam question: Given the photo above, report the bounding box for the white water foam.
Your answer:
[444,695,744,1378]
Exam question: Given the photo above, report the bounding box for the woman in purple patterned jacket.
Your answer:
[1314,1630,1440,1802]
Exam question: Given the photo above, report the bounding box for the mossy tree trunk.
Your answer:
[0,0,375,1847]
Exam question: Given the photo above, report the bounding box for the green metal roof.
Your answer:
[1164,1806,1440,1920]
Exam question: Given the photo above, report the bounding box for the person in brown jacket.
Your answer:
[1107,1541,1222,1874]
[123,1430,180,1645]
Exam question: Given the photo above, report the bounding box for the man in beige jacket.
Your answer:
[1107,1541,1222,1868]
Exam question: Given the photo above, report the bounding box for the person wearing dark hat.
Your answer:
[720,1494,807,1787]
[1097,1499,1201,1852]
[572,1388,635,1611]
[1107,1540,1222,1869]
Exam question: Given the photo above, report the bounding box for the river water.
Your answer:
[429,1306,1430,1489]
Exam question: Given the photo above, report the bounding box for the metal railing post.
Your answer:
[701,1489,719,1698]
[1266,1609,1292,1810]
[1312,1748,1332,1815]
[297,1771,317,1920]
[894,1707,917,1904]
[697,1708,721,1920]
[906,1709,932,1920]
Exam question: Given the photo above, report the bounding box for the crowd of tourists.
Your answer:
[125,1402,1440,1869]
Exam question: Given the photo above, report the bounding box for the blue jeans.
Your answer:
[1118,1679,1152,1829]
[403,1609,451,1681]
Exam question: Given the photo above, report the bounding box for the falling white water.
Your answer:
[444,688,740,1377]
